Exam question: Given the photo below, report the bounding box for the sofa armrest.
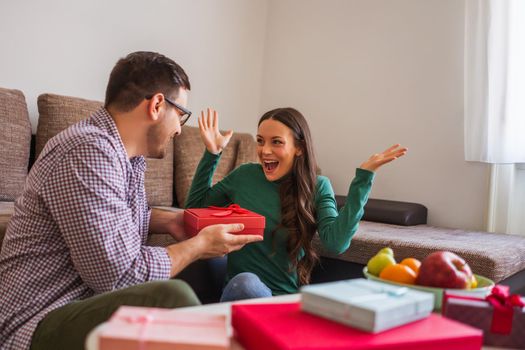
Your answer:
[334,196,427,226]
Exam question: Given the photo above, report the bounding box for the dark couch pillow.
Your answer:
[0,87,31,201]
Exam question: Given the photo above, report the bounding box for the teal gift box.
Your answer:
[300,278,434,333]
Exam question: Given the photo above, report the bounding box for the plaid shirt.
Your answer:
[0,108,171,349]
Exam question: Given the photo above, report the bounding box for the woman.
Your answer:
[185,107,406,301]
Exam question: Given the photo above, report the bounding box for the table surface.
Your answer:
[86,293,513,350]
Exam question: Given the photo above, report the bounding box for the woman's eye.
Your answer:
[257,139,264,145]
[273,140,283,145]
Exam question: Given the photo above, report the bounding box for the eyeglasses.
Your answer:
[145,94,192,126]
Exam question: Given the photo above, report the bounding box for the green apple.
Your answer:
[378,247,394,256]
[367,253,396,276]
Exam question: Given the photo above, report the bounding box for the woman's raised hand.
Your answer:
[198,108,233,155]
[359,144,407,172]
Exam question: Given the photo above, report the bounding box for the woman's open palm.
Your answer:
[360,144,407,172]
[198,108,233,155]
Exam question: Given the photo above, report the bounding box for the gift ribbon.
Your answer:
[208,204,249,217]
[443,285,525,334]
[486,285,525,334]
[115,309,224,350]
[341,281,409,320]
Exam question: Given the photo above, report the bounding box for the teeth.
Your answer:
[263,160,279,171]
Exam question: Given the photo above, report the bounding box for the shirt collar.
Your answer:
[91,107,147,172]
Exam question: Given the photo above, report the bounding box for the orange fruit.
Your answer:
[400,258,421,275]
[379,264,417,285]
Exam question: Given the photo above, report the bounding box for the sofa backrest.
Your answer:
[35,94,103,158]
[0,87,32,201]
[35,93,175,207]
[34,93,258,208]
[173,126,257,206]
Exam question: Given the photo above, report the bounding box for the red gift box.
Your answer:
[232,302,482,350]
[442,285,525,348]
[184,204,265,237]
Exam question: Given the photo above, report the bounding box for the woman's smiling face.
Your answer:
[256,118,302,181]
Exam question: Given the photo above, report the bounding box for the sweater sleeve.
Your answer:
[184,150,234,208]
[316,169,375,254]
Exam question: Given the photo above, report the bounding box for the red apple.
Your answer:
[416,251,473,289]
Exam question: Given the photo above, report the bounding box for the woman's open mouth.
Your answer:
[263,160,279,174]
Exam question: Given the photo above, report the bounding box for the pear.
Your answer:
[378,247,394,256]
[367,248,396,276]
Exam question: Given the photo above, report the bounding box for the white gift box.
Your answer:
[300,278,434,333]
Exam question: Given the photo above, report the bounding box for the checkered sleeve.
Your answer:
[41,139,171,293]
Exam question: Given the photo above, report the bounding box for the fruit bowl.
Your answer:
[363,267,495,310]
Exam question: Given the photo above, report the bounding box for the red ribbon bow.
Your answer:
[208,204,249,217]
[485,285,525,334]
[444,285,525,334]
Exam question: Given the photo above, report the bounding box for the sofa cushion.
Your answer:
[36,93,173,206]
[0,87,31,201]
[35,93,103,158]
[335,196,428,226]
[0,201,15,245]
[317,221,525,283]
[173,126,257,207]
[145,142,174,206]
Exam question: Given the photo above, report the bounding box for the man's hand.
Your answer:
[165,223,263,277]
[360,144,407,172]
[198,108,233,155]
[193,224,263,259]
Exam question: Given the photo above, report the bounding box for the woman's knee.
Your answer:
[220,272,272,302]
[230,272,263,286]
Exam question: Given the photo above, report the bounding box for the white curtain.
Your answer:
[465,0,525,235]
[464,0,525,163]
[487,163,525,235]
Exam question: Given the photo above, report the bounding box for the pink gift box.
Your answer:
[184,205,265,237]
[99,306,229,350]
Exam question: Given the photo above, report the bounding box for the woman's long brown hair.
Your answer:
[258,108,319,285]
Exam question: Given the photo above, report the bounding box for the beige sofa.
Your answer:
[1,87,525,303]
[0,88,257,245]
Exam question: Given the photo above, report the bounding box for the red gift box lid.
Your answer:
[185,207,266,229]
[232,302,482,350]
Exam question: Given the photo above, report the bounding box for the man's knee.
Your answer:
[143,279,201,307]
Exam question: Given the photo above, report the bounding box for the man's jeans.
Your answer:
[30,280,200,350]
[220,272,272,302]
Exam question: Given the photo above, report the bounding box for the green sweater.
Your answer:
[185,151,375,295]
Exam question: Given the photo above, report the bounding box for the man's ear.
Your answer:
[146,93,165,121]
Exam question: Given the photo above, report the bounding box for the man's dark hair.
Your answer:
[104,51,191,112]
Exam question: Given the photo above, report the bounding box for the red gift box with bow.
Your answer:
[184,204,265,237]
[442,285,525,348]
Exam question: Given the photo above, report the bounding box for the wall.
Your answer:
[260,0,490,230]
[0,0,268,133]
[0,0,491,230]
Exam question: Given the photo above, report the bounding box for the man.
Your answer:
[0,51,262,349]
